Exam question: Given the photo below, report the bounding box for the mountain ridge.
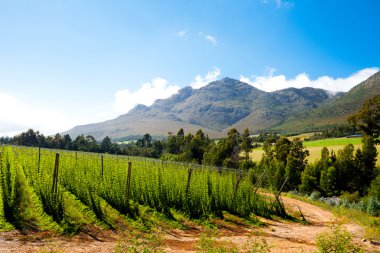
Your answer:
[63,72,380,140]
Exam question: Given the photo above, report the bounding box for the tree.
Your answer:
[300,163,319,194]
[368,175,380,200]
[62,134,72,150]
[136,134,152,148]
[274,137,291,164]
[348,94,380,143]
[241,128,252,160]
[52,133,64,149]
[101,136,112,153]
[285,138,309,190]
[13,129,39,146]
[73,135,99,152]
[203,128,241,168]
[334,144,357,193]
[320,166,339,196]
[355,136,377,194]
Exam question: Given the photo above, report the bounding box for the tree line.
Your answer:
[0,130,120,154]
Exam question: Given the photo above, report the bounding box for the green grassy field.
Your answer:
[250,137,380,165]
[302,137,362,147]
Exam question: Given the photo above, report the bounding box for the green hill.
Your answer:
[273,71,380,132]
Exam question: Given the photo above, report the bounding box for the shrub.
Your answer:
[309,191,321,201]
[316,225,363,253]
[340,191,360,203]
[368,174,380,200]
[366,197,380,216]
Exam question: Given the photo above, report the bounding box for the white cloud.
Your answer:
[261,0,294,9]
[190,68,221,89]
[177,29,187,38]
[0,91,88,136]
[114,77,180,114]
[205,35,217,45]
[275,0,294,8]
[240,67,379,93]
[199,32,217,45]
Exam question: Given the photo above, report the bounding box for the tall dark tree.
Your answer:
[285,138,309,190]
[101,136,112,153]
[62,134,72,150]
[52,133,64,149]
[203,128,241,168]
[241,128,252,160]
[274,137,291,164]
[13,129,39,146]
[136,134,152,148]
[355,136,377,194]
[300,147,330,194]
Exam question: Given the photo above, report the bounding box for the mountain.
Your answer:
[273,71,380,132]
[63,72,380,140]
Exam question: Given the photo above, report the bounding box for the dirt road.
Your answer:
[0,196,379,252]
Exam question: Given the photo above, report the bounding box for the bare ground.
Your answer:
[1,196,379,252]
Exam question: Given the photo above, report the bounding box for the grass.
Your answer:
[286,132,316,141]
[302,137,362,147]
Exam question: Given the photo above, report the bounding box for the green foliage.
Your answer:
[349,94,380,143]
[245,237,272,253]
[306,124,357,141]
[204,128,241,168]
[114,230,163,253]
[300,164,319,194]
[163,129,210,163]
[316,225,363,253]
[357,137,378,194]
[0,144,284,232]
[274,137,291,163]
[368,174,380,200]
[100,136,112,153]
[300,137,377,197]
[320,166,339,196]
[256,137,308,192]
[196,229,238,253]
[300,146,331,194]
[241,128,253,160]
[285,138,309,190]
[0,151,22,227]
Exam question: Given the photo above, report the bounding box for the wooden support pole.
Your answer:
[101,155,104,177]
[37,147,41,174]
[275,176,288,200]
[52,153,60,194]
[234,169,242,198]
[125,161,132,203]
[185,167,193,196]
[272,176,288,214]
[0,152,3,171]
[253,171,266,195]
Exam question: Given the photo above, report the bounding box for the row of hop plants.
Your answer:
[11,146,64,222]
[0,146,21,229]
[0,145,285,229]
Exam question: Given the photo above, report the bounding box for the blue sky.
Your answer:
[0,0,379,136]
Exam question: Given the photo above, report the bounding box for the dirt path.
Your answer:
[0,196,379,252]
[163,196,379,252]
